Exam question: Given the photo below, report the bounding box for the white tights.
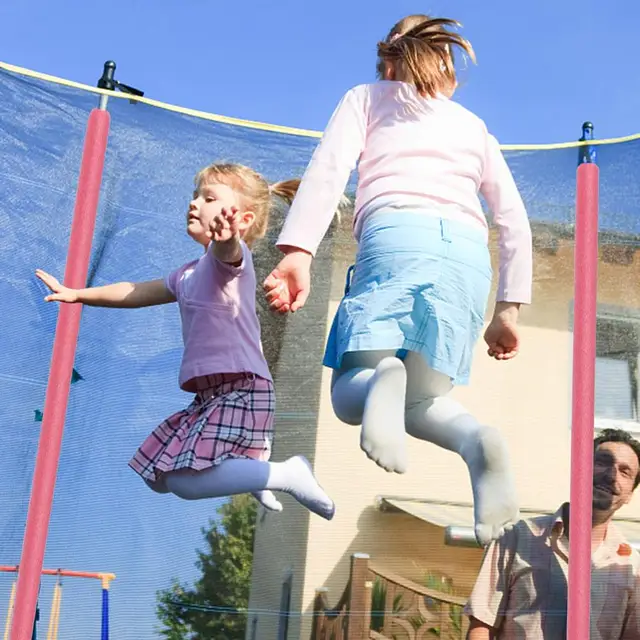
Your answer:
[331,350,518,544]
[146,456,335,521]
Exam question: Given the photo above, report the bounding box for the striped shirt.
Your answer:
[465,504,640,639]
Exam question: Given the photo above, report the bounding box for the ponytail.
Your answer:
[377,15,476,98]
[269,179,302,206]
[269,179,350,224]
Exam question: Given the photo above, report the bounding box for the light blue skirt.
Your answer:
[323,211,492,385]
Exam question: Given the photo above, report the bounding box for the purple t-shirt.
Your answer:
[165,241,272,392]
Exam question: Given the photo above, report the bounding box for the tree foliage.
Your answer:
[156,495,257,639]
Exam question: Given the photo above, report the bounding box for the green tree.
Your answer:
[156,494,257,639]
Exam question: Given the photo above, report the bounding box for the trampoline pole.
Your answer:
[101,576,111,640]
[567,122,599,640]
[10,100,111,640]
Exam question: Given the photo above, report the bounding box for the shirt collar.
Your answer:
[547,502,633,558]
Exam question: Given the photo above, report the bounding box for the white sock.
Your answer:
[360,357,408,473]
[252,490,283,512]
[405,398,518,545]
[164,457,335,520]
[331,356,408,473]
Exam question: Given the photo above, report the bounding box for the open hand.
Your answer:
[263,248,313,314]
[35,269,78,303]
[208,207,241,243]
[484,304,520,360]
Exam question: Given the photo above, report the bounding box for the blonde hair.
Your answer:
[376,15,476,98]
[194,163,301,247]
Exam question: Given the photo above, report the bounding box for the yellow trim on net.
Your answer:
[0,61,321,138]
[2,60,640,149]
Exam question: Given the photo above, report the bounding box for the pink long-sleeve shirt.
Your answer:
[277,81,533,304]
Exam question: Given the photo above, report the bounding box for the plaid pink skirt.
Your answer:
[128,372,275,483]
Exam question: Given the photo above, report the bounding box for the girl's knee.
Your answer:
[164,469,199,500]
[145,476,170,494]
[331,387,363,425]
[331,367,372,425]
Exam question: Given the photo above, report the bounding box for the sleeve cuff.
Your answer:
[275,235,319,258]
[463,604,501,630]
[496,289,532,305]
[210,240,248,275]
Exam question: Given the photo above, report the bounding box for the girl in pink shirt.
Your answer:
[264,15,533,544]
[35,162,335,521]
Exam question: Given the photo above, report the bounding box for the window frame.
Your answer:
[277,570,293,640]
[570,302,640,435]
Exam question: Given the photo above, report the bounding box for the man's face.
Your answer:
[593,442,639,514]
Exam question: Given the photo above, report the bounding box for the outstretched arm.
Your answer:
[263,86,367,314]
[35,270,176,308]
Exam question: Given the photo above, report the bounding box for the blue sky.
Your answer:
[1,1,639,638]
[1,0,638,144]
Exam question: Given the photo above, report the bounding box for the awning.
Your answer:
[377,496,640,550]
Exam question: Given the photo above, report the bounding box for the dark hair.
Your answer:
[594,428,640,488]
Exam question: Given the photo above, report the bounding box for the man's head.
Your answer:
[592,429,640,516]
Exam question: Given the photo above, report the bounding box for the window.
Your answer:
[594,308,640,432]
[277,572,293,640]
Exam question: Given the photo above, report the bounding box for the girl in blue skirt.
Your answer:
[264,15,532,544]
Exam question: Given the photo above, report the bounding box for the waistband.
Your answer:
[193,372,256,397]
[360,209,489,244]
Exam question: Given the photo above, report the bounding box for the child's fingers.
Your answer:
[227,209,242,232]
[35,269,60,292]
[488,345,518,361]
[268,296,288,312]
[215,214,230,229]
[265,286,286,304]
[220,207,237,223]
[263,271,283,291]
[290,286,310,313]
[210,211,227,226]
[487,342,505,354]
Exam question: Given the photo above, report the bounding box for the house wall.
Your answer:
[248,221,640,640]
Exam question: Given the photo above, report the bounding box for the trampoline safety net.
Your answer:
[1,63,640,639]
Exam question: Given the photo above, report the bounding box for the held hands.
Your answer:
[484,302,521,361]
[263,247,313,314]
[207,207,241,243]
[35,269,78,303]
